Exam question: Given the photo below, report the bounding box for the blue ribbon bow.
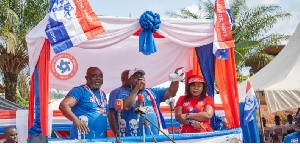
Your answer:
[139,11,161,55]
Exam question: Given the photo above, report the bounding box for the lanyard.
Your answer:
[145,89,162,131]
[82,84,106,108]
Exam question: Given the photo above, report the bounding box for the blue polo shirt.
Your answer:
[118,88,167,136]
[67,85,107,139]
[283,132,300,143]
[108,86,129,136]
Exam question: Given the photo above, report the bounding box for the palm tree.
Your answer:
[0,0,49,102]
[166,0,291,79]
[16,70,30,106]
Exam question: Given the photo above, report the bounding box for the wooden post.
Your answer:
[257,90,265,143]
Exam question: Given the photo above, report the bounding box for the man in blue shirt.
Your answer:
[283,113,300,143]
[59,67,107,139]
[121,67,183,136]
[108,70,130,138]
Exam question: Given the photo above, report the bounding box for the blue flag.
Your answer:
[243,78,259,126]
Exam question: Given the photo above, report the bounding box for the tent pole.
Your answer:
[257,90,264,143]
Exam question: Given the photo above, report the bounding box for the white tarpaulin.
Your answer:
[26,15,214,93]
[238,23,300,113]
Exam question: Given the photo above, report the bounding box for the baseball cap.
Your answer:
[188,75,205,84]
[128,68,145,78]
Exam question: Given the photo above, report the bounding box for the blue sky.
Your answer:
[89,0,300,36]
[89,0,199,18]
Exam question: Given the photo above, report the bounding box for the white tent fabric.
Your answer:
[238,23,300,113]
[26,15,214,93]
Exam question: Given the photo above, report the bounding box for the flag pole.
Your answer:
[257,90,265,143]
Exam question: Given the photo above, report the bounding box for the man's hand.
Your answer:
[73,118,90,135]
[135,78,145,91]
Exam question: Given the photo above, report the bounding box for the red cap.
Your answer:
[138,94,144,101]
[188,75,205,84]
[115,99,123,110]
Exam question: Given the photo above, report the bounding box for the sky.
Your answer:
[89,0,300,36]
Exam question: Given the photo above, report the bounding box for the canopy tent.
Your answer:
[0,96,27,110]
[238,23,300,113]
[25,0,240,137]
[27,14,214,92]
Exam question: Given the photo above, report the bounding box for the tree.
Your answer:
[16,69,30,106]
[166,0,291,80]
[0,0,49,103]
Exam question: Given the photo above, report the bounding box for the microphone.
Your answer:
[115,99,123,111]
[135,94,144,124]
[137,94,144,107]
[165,97,175,111]
[115,99,123,142]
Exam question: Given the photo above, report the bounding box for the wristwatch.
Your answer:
[186,113,190,119]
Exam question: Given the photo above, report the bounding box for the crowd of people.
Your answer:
[260,112,300,143]
[1,66,299,143]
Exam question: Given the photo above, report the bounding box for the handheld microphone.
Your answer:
[137,94,144,107]
[115,99,123,142]
[136,94,144,124]
[165,97,175,111]
[115,99,123,111]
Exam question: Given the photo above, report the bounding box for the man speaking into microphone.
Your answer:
[119,67,183,137]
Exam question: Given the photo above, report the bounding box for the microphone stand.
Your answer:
[170,103,175,141]
[141,120,157,143]
[166,97,175,142]
[116,110,121,143]
[136,106,153,142]
[138,112,175,143]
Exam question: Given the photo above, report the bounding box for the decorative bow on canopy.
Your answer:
[139,11,161,55]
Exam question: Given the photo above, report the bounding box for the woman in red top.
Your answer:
[175,75,215,133]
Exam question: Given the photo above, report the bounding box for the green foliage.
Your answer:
[244,51,274,73]
[282,114,288,122]
[16,71,29,106]
[237,71,247,83]
[0,0,49,102]
[16,88,29,106]
[235,41,259,50]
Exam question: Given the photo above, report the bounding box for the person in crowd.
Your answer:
[271,115,287,142]
[259,117,272,143]
[285,114,296,134]
[272,134,281,143]
[283,113,300,143]
[108,70,130,138]
[3,127,18,143]
[175,75,215,133]
[59,67,107,139]
[119,67,183,136]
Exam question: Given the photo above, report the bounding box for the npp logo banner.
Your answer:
[45,0,104,54]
